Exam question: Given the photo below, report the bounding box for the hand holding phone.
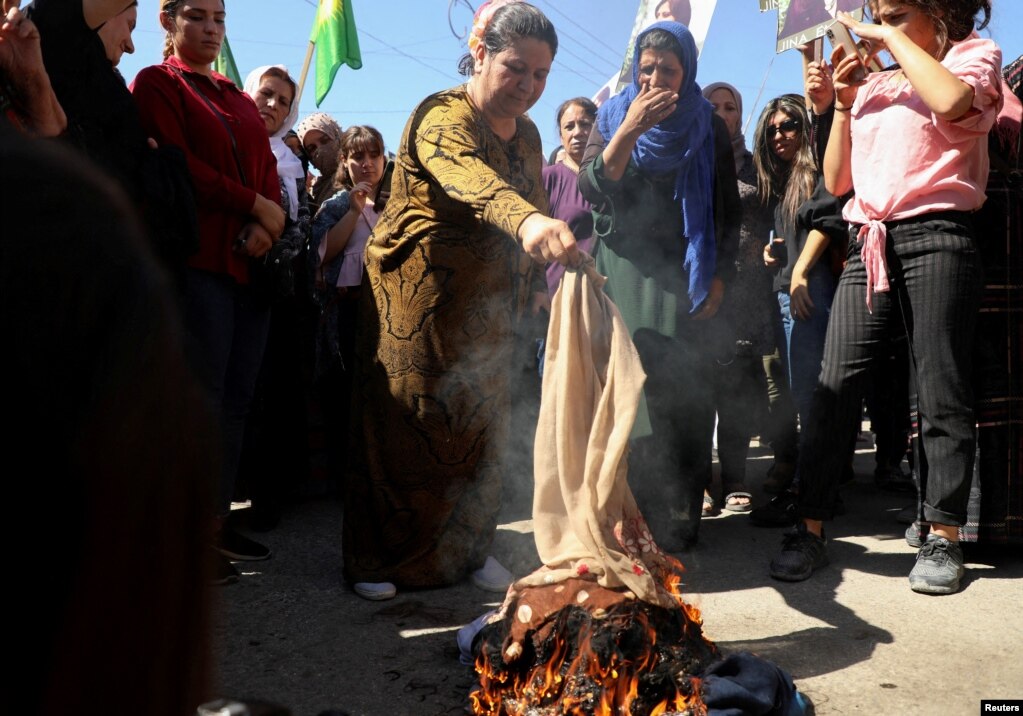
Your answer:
[827,23,869,84]
[764,231,786,268]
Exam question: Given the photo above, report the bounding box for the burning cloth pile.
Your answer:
[468,259,802,716]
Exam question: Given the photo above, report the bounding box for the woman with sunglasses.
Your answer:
[756,95,846,440]
[769,0,1002,595]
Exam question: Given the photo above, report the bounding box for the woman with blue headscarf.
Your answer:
[579,21,740,551]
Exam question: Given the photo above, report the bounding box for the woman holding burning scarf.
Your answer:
[342,0,578,601]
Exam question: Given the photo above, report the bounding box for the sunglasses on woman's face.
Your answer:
[768,118,801,138]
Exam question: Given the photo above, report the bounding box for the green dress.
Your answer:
[343,86,546,587]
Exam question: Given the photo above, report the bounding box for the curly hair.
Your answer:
[868,0,991,57]
[753,95,816,227]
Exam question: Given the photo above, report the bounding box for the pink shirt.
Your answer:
[841,35,1002,310]
[318,203,380,288]
[844,35,1003,225]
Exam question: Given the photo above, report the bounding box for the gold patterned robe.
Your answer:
[343,86,547,587]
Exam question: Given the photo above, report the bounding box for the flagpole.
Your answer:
[742,54,775,136]
[295,39,316,107]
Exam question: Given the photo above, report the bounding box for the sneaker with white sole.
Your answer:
[472,556,513,592]
[353,582,397,600]
[909,534,964,595]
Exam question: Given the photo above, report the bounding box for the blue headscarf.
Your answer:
[597,21,716,312]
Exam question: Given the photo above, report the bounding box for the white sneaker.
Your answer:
[353,581,397,600]
[472,556,513,592]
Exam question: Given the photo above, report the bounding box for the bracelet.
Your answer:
[834,105,852,113]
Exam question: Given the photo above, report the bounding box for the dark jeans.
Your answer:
[184,268,271,514]
[798,214,981,526]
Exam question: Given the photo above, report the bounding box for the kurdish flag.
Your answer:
[311,0,363,107]
[214,36,242,87]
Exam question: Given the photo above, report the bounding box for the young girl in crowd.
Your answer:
[770,0,1002,595]
[309,126,388,465]
[132,0,284,583]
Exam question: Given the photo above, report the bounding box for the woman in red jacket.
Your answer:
[131,0,283,583]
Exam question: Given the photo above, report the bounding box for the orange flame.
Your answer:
[471,563,712,715]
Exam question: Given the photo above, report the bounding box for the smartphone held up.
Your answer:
[827,21,884,83]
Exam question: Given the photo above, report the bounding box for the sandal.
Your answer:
[702,492,716,516]
[724,491,753,513]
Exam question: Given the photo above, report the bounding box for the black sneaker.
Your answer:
[750,491,798,527]
[769,524,828,581]
[909,534,964,594]
[212,550,239,586]
[218,526,272,561]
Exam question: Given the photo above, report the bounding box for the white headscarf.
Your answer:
[244,65,305,221]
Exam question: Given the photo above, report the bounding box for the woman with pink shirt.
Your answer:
[308,125,388,497]
[769,0,1002,595]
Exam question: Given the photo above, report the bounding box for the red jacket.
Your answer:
[131,55,279,284]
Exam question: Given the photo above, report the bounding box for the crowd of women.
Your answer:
[2,7,1020,701]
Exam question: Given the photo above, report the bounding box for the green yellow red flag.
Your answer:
[310,0,363,107]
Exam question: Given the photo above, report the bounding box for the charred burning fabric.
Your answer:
[469,258,720,715]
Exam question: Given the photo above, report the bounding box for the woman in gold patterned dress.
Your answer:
[343,1,579,600]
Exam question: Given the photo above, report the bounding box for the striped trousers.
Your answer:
[797,212,982,526]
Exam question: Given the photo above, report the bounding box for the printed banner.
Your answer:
[593,0,719,106]
[775,0,865,53]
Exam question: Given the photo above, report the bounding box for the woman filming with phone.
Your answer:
[769,0,1002,595]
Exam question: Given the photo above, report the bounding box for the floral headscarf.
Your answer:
[467,0,521,53]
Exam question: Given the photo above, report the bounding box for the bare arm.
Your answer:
[822,48,860,197]
[321,184,371,264]
[0,6,66,136]
[836,12,974,121]
[790,229,832,319]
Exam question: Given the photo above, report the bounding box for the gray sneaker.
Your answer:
[905,521,929,548]
[769,524,829,581]
[909,534,964,594]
